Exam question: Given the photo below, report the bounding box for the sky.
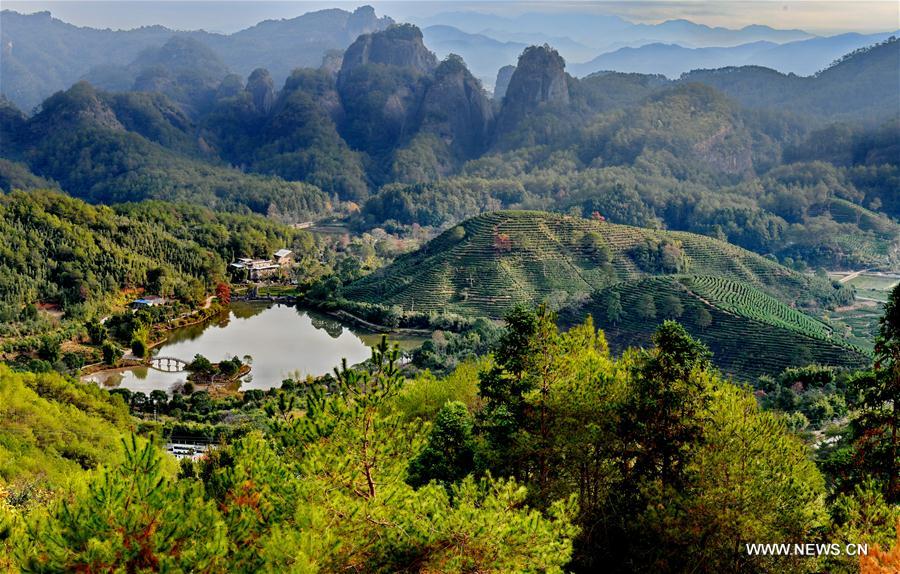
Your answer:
[3,1,898,35]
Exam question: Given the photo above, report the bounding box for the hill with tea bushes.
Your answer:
[343,210,848,317]
[342,210,866,377]
[567,275,871,379]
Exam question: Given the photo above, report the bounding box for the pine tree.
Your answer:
[407,401,475,488]
[866,284,900,501]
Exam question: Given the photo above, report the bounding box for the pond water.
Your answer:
[83,302,425,393]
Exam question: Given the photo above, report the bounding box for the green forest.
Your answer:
[0,9,898,574]
[2,303,899,572]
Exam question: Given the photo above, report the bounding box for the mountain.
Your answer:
[409,55,494,164]
[0,6,393,112]
[335,24,496,182]
[493,65,516,100]
[422,25,527,87]
[1,10,178,112]
[1,81,329,220]
[682,36,900,124]
[336,24,439,165]
[570,42,776,78]
[748,31,900,74]
[200,5,393,84]
[493,45,572,144]
[570,31,898,78]
[627,19,812,47]
[416,10,813,61]
[2,32,896,269]
[341,210,867,378]
[203,67,370,201]
[85,36,231,116]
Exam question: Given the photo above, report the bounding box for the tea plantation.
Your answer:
[342,211,868,378]
[573,276,871,380]
[344,210,844,317]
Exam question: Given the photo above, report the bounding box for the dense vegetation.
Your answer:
[0,83,330,221]
[2,28,897,270]
[2,306,897,572]
[0,189,317,327]
[569,275,870,379]
[0,365,133,488]
[0,13,898,573]
[339,210,867,378]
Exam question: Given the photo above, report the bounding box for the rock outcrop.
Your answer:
[503,45,570,109]
[339,24,437,82]
[418,55,494,159]
[246,68,275,114]
[493,65,516,101]
[494,45,572,140]
[336,24,438,155]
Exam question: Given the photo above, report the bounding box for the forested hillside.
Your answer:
[0,83,330,220]
[0,365,134,487]
[3,310,897,572]
[4,25,896,269]
[1,6,898,573]
[0,190,316,323]
[682,37,900,124]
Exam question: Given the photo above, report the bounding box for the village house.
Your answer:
[131,295,168,309]
[229,248,293,281]
[273,248,294,266]
[229,257,281,280]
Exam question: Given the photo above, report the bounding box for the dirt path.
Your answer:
[838,269,868,283]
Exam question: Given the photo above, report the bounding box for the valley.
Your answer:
[0,3,898,573]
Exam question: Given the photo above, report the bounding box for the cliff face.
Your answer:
[503,45,570,109]
[339,24,438,81]
[337,24,438,155]
[493,65,516,101]
[493,45,572,141]
[345,5,392,42]
[418,55,494,159]
[246,68,275,114]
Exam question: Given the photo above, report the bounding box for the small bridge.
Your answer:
[149,356,189,372]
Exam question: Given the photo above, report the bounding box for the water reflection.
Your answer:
[83,303,424,393]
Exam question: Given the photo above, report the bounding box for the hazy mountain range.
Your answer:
[569,31,899,79]
[2,5,897,111]
[1,6,394,111]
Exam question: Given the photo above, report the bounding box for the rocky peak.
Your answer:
[32,81,123,132]
[339,24,438,81]
[346,5,394,40]
[418,55,494,158]
[133,36,228,81]
[493,65,516,101]
[503,45,570,109]
[215,74,245,100]
[246,68,275,114]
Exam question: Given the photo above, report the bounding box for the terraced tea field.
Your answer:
[821,271,898,348]
[344,211,869,378]
[344,210,826,318]
[575,276,871,380]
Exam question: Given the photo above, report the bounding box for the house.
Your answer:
[131,295,167,309]
[230,258,281,280]
[273,248,294,266]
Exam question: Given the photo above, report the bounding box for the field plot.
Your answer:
[821,271,897,348]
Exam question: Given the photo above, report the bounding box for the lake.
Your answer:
[83,302,425,393]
